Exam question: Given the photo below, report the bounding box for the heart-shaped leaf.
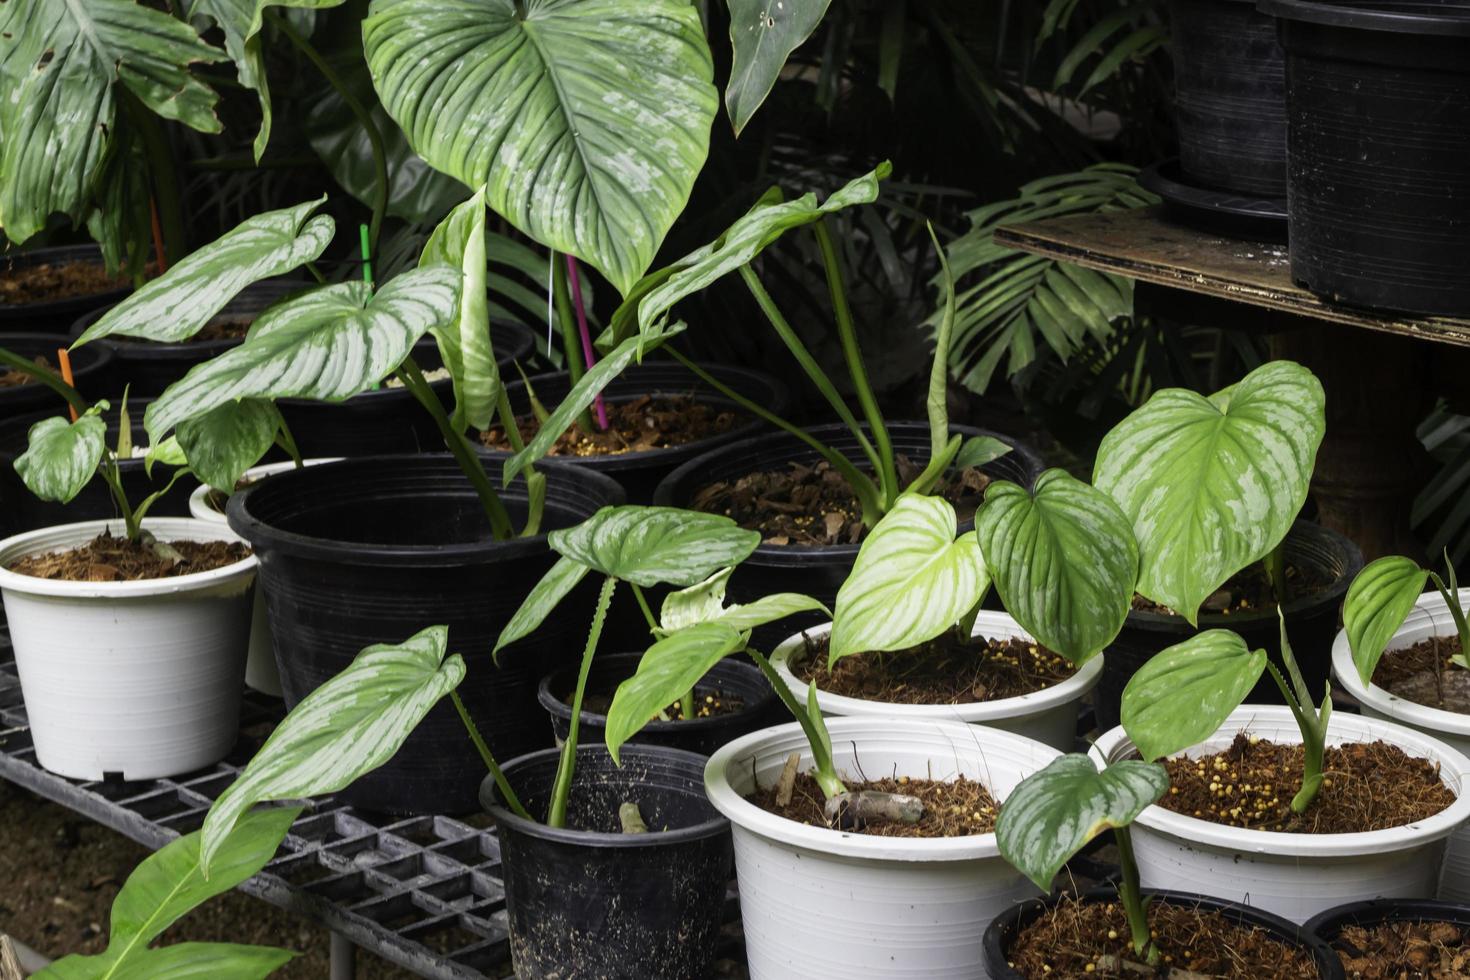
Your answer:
[658,567,826,635]
[493,555,592,656]
[175,400,283,491]
[829,493,989,662]
[975,470,1138,665]
[363,0,718,295]
[421,190,499,431]
[200,626,464,872]
[1344,556,1431,686]
[1121,630,1267,763]
[1094,361,1325,624]
[725,0,833,135]
[549,506,761,588]
[996,755,1168,891]
[75,200,332,346]
[144,268,459,441]
[14,409,107,504]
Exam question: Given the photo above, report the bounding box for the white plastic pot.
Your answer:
[188,460,336,697]
[705,716,1060,979]
[0,518,257,780]
[1092,704,1470,923]
[1332,587,1470,901]
[769,612,1102,751]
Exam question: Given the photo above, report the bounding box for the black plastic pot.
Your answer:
[539,652,778,757]
[480,360,787,505]
[1304,898,1470,963]
[654,422,1045,650]
[1170,0,1288,197]
[480,744,731,980]
[0,246,131,334]
[0,331,113,422]
[1094,520,1363,733]
[227,454,624,814]
[276,319,536,459]
[983,886,1344,979]
[1260,0,1470,316]
[70,280,308,398]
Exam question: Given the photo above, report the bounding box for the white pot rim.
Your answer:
[188,458,343,524]
[1091,704,1470,856]
[769,613,1104,722]
[0,518,256,598]
[1331,589,1470,737]
[704,715,1056,863]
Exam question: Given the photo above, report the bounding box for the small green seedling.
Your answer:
[1343,553,1469,684]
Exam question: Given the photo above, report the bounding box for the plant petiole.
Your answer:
[548,575,617,828]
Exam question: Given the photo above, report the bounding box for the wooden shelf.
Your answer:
[994,206,1470,349]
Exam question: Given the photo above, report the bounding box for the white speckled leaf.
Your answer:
[829,493,989,661]
[976,470,1138,665]
[1121,630,1266,762]
[1094,361,1325,624]
[14,409,107,504]
[725,0,833,135]
[363,0,717,295]
[421,190,498,430]
[549,505,761,588]
[1344,556,1431,685]
[604,622,745,763]
[660,568,826,634]
[493,555,591,655]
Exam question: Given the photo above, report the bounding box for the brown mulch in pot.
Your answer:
[1332,918,1470,978]
[480,394,744,458]
[747,772,997,838]
[1132,561,1333,617]
[7,530,249,582]
[1373,637,1470,713]
[0,260,128,304]
[0,353,52,388]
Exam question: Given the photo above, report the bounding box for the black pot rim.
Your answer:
[481,743,730,848]
[226,453,623,565]
[537,652,776,735]
[0,245,131,314]
[0,331,114,401]
[1304,897,1470,940]
[1259,0,1470,36]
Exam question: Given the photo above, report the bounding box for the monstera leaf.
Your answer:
[1344,556,1432,685]
[975,470,1138,665]
[201,626,464,872]
[549,506,760,588]
[996,755,1168,891]
[1121,631,1266,763]
[421,191,498,430]
[363,0,718,295]
[829,493,988,662]
[75,200,333,346]
[14,408,108,504]
[1094,361,1325,624]
[145,267,459,440]
[175,400,284,491]
[0,0,225,244]
[725,0,833,135]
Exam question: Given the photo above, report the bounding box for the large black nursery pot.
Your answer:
[228,454,624,814]
[276,319,536,459]
[654,422,1045,650]
[480,744,731,980]
[538,652,779,757]
[0,331,112,422]
[983,886,1344,979]
[480,360,787,505]
[1094,520,1363,733]
[1170,0,1288,196]
[0,245,130,334]
[1304,898,1470,965]
[1260,0,1470,316]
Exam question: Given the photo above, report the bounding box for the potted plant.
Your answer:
[0,245,134,334]
[1304,897,1470,978]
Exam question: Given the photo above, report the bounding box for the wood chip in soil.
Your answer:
[1159,733,1455,833]
[1007,894,1322,978]
[1373,637,1470,714]
[0,353,51,388]
[0,260,129,304]
[480,394,743,457]
[1333,918,1470,978]
[790,630,1077,704]
[576,685,745,720]
[748,772,997,838]
[7,530,250,582]
[1133,561,1331,617]
[691,455,992,547]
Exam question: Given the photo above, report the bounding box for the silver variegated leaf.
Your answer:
[1121,630,1266,762]
[725,0,833,135]
[175,400,282,491]
[420,190,498,430]
[1344,556,1431,685]
[493,555,592,655]
[549,506,761,589]
[658,567,826,635]
[14,409,107,504]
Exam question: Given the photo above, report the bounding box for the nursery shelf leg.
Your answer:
[331,932,357,980]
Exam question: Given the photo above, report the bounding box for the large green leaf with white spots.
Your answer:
[975,470,1138,665]
[0,0,225,244]
[75,200,333,346]
[1344,556,1432,685]
[1121,630,1266,763]
[1094,361,1325,624]
[14,407,107,504]
[996,755,1168,891]
[144,267,459,440]
[829,493,988,662]
[363,0,718,295]
[549,506,760,588]
[725,0,833,135]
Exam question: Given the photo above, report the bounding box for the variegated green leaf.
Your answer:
[493,555,591,655]
[200,626,464,872]
[175,400,282,491]
[954,435,1012,470]
[996,755,1168,891]
[363,0,718,295]
[75,200,332,346]
[144,268,459,441]
[975,470,1138,665]
[41,942,294,980]
[1345,556,1431,685]
[1121,631,1266,762]
[829,493,989,662]
[658,567,826,634]
[1094,361,1325,624]
[14,408,107,504]
[549,506,760,588]
[725,0,833,135]
[421,190,498,430]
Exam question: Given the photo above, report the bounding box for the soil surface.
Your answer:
[480,394,744,458]
[791,631,1077,704]
[1333,918,1469,978]
[1374,637,1470,713]
[1159,734,1456,833]
[0,354,52,388]
[1007,894,1322,978]
[748,772,997,838]
[1133,561,1332,617]
[0,260,128,305]
[692,456,992,547]
[7,531,250,582]
[576,685,745,720]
